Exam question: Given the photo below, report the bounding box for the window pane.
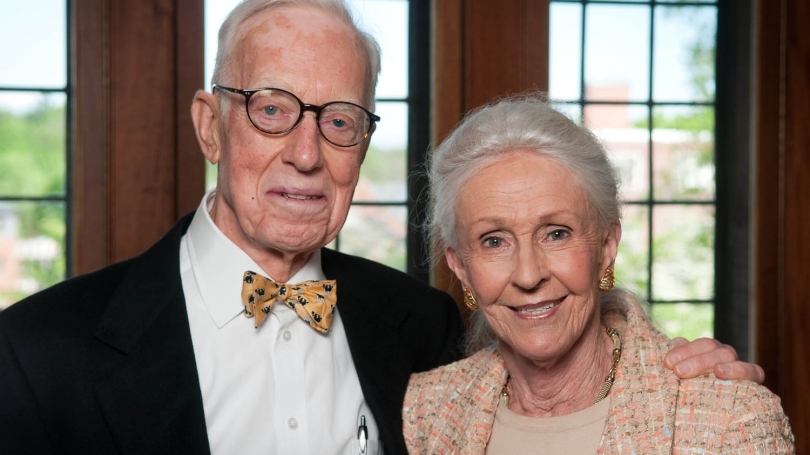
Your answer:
[653,6,717,102]
[549,3,582,101]
[651,302,713,340]
[616,204,649,297]
[0,201,66,309]
[0,0,66,88]
[652,204,714,301]
[584,4,650,102]
[551,102,582,125]
[0,93,67,197]
[349,0,409,99]
[657,0,716,3]
[336,205,407,272]
[586,104,650,201]
[355,102,407,202]
[652,105,715,201]
[204,0,243,86]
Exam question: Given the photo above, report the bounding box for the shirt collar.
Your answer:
[185,189,325,328]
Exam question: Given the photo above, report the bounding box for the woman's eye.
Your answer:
[549,229,568,241]
[483,237,502,248]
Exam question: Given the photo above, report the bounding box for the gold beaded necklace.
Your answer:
[501,326,622,406]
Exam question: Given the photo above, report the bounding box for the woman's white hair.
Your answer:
[211,0,381,108]
[423,92,627,354]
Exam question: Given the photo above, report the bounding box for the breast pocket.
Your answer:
[343,439,384,455]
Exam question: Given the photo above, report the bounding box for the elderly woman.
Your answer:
[403,94,794,454]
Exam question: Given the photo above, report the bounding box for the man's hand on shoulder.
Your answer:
[664,337,765,383]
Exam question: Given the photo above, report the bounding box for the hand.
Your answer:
[664,337,765,384]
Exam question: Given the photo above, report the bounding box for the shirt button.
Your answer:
[282,330,292,341]
[287,417,298,429]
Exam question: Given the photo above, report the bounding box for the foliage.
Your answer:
[0,101,67,307]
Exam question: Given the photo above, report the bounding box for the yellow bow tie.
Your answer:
[240,270,337,333]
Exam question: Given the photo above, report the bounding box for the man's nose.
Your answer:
[282,113,324,171]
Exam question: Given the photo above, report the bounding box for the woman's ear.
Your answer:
[191,90,223,165]
[602,220,622,271]
[445,245,468,285]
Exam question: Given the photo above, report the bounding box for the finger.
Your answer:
[715,361,766,384]
[667,339,739,378]
[671,337,688,347]
[663,337,726,370]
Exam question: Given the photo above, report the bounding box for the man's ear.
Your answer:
[445,245,468,286]
[191,90,223,165]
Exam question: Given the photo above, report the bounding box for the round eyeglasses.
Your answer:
[213,84,381,147]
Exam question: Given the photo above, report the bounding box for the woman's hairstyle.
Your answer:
[211,0,381,108]
[423,92,625,354]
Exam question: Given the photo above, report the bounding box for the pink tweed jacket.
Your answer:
[403,302,794,454]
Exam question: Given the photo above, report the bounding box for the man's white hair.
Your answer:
[211,0,381,109]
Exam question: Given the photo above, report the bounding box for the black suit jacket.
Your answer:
[0,213,464,455]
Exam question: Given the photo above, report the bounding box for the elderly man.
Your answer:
[0,1,763,454]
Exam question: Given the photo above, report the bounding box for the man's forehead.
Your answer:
[236,5,354,50]
[229,5,369,102]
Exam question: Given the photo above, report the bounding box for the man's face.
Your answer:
[208,5,371,272]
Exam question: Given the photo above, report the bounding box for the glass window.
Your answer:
[550,0,718,339]
[205,0,416,274]
[0,1,69,310]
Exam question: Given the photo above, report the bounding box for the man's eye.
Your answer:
[549,229,568,241]
[331,118,346,128]
[263,105,279,116]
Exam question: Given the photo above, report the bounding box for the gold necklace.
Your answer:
[500,326,622,406]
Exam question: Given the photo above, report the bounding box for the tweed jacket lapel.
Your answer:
[456,350,505,455]
[402,348,506,455]
[598,304,678,454]
[93,214,211,455]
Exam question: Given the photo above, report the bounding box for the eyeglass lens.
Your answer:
[247,89,371,146]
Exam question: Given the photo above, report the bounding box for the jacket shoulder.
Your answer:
[674,375,795,452]
[0,259,134,336]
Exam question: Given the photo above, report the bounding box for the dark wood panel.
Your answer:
[109,0,177,261]
[465,0,548,108]
[72,0,205,272]
[72,0,110,274]
[755,0,810,449]
[753,0,783,396]
[783,0,810,446]
[175,0,206,217]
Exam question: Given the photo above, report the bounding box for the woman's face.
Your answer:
[446,150,620,363]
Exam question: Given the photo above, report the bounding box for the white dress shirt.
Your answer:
[180,190,380,455]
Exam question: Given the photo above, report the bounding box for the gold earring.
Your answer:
[598,265,615,292]
[463,285,479,310]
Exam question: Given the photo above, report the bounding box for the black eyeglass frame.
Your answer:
[212,83,381,148]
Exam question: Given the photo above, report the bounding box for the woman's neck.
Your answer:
[500,322,616,418]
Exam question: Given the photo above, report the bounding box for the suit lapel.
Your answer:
[93,214,211,455]
[321,248,411,455]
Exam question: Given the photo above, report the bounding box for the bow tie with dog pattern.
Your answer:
[240,270,337,333]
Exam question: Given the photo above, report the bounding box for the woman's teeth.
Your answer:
[516,300,560,315]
